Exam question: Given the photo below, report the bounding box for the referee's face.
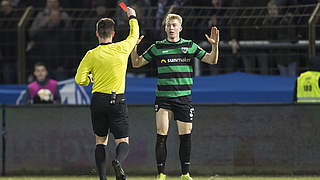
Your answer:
[165,19,182,40]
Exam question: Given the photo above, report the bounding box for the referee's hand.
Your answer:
[126,7,136,18]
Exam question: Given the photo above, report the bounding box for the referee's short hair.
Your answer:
[96,18,115,39]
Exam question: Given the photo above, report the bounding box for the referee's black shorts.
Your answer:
[90,92,129,139]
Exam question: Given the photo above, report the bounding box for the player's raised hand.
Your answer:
[126,7,136,18]
[205,26,219,45]
[136,35,144,45]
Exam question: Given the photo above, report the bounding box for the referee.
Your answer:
[75,7,139,180]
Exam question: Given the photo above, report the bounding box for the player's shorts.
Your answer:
[90,92,129,139]
[155,95,195,123]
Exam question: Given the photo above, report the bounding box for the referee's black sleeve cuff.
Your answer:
[129,15,137,20]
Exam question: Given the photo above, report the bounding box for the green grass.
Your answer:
[1,177,320,180]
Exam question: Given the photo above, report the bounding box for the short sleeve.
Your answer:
[142,44,156,62]
[193,42,206,60]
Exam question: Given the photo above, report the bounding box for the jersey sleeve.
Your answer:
[142,44,155,62]
[75,51,92,86]
[193,42,206,60]
[116,18,139,54]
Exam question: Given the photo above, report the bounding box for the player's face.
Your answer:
[165,19,182,41]
[34,65,48,82]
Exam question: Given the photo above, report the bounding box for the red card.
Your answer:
[119,2,127,12]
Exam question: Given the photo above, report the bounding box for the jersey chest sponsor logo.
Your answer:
[160,58,191,63]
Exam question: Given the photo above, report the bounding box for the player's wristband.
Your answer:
[129,15,137,20]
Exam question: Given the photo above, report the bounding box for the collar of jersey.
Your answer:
[99,42,112,45]
[166,38,182,44]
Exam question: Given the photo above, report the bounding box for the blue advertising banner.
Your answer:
[0,73,296,105]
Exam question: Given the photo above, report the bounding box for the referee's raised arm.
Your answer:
[75,7,139,90]
[120,7,140,53]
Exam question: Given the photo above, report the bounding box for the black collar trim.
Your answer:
[166,38,182,43]
[100,42,112,45]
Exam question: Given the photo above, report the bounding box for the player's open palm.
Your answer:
[205,26,219,45]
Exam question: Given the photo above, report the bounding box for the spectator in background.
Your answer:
[11,0,45,8]
[82,0,117,9]
[27,0,72,80]
[198,0,234,75]
[137,0,153,40]
[113,0,148,42]
[263,0,298,76]
[276,0,298,6]
[230,0,270,74]
[24,62,61,104]
[81,0,112,52]
[15,0,87,8]
[172,0,192,7]
[232,0,270,7]
[28,0,71,39]
[6,0,19,7]
[0,0,20,83]
[113,0,130,42]
[154,0,169,40]
[130,0,150,36]
[294,56,320,103]
[297,0,320,4]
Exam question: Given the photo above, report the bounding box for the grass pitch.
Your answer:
[1,177,320,180]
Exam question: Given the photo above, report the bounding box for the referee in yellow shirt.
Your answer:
[75,7,139,180]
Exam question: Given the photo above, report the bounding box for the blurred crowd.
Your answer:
[3,0,320,8]
[0,0,320,84]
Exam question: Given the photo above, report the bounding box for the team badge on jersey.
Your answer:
[181,47,188,54]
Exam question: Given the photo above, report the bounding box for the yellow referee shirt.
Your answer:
[75,18,139,94]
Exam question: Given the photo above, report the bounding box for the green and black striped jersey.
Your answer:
[142,38,206,98]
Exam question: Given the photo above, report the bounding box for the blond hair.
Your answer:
[165,14,183,26]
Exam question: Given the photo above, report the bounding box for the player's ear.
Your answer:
[96,31,99,39]
[179,25,183,32]
[112,31,115,38]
